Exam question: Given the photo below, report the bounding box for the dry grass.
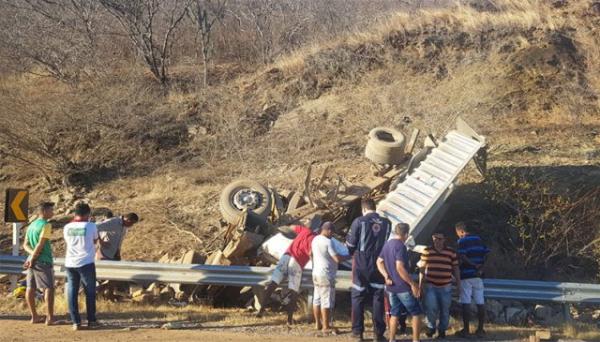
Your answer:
[275,0,564,73]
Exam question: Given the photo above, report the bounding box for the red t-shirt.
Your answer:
[285,225,315,269]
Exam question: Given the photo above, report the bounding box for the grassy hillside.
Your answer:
[1,0,599,280]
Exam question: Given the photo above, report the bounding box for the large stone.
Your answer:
[180,250,205,265]
[506,307,528,325]
[486,299,504,322]
[534,305,553,321]
[132,293,155,304]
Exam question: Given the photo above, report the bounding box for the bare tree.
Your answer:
[0,0,102,83]
[100,0,190,89]
[187,0,227,87]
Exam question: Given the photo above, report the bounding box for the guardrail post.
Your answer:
[562,304,572,323]
[10,223,23,291]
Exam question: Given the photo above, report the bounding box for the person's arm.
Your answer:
[345,219,360,256]
[92,224,99,245]
[376,257,392,286]
[23,234,34,256]
[24,225,51,268]
[418,271,425,299]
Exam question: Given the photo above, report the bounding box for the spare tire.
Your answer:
[219,179,272,224]
[365,127,406,165]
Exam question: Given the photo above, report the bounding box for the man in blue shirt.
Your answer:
[377,223,423,342]
[455,221,490,338]
[346,198,391,342]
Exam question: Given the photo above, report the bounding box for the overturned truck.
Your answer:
[190,118,486,306]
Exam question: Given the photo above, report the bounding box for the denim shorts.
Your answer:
[388,291,423,317]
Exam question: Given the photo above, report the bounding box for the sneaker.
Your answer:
[426,328,436,338]
[374,335,386,342]
[87,321,99,329]
[437,330,446,339]
[475,329,486,338]
[72,324,81,331]
[454,329,469,338]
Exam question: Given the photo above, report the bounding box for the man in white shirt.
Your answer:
[63,202,99,331]
[311,221,348,335]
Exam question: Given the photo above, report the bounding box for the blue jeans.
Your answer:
[388,291,423,317]
[424,284,452,332]
[66,263,97,325]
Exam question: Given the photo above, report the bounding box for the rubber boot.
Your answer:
[286,291,298,325]
[256,282,277,318]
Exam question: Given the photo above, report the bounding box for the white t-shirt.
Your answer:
[63,221,98,268]
[311,235,338,280]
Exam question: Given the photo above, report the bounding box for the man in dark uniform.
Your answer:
[346,198,392,342]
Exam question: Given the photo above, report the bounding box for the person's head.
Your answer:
[455,221,470,238]
[319,221,334,238]
[123,212,139,227]
[432,233,446,250]
[361,198,376,215]
[393,223,410,241]
[39,202,54,220]
[74,202,91,220]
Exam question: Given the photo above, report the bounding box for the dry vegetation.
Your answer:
[0,0,599,282]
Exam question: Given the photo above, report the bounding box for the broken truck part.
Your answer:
[377,117,486,246]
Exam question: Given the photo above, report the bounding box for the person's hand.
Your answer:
[23,258,34,269]
[385,276,393,286]
[410,283,420,298]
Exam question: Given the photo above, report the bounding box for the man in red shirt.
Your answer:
[257,225,316,325]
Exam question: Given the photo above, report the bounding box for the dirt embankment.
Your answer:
[0,0,599,280]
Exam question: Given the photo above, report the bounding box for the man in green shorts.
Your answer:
[23,202,56,325]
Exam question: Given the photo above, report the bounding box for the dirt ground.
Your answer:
[0,317,529,342]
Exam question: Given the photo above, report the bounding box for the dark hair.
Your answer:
[361,198,376,211]
[74,202,91,216]
[394,223,410,236]
[455,221,470,233]
[320,221,334,231]
[124,212,139,223]
[39,202,55,211]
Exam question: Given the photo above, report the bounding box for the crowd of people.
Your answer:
[258,198,490,342]
[21,198,489,342]
[22,201,138,330]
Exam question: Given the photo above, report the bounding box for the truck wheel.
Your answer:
[365,127,406,165]
[219,179,272,224]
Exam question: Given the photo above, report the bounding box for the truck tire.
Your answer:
[365,127,406,165]
[219,179,272,224]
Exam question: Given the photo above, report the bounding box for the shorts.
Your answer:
[270,254,302,292]
[460,277,485,305]
[388,291,423,317]
[26,262,55,290]
[313,276,335,309]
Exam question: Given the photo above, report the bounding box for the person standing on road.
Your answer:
[455,221,490,338]
[311,221,349,336]
[23,202,56,325]
[96,213,139,261]
[346,198,392,342]
[418,233,461,339]
[257,224,316,325]
[377,223,423,342]
[63,202,99,331]
[96,213,139,298]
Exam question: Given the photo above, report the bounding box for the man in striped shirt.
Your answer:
[418,233,460,339]
[455,221,490,338]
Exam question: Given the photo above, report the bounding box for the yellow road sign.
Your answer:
[4,189,29,223]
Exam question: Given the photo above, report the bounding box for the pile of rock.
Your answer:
[483,300,569,326]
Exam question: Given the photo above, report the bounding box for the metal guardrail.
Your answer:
[2,255,599,304]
